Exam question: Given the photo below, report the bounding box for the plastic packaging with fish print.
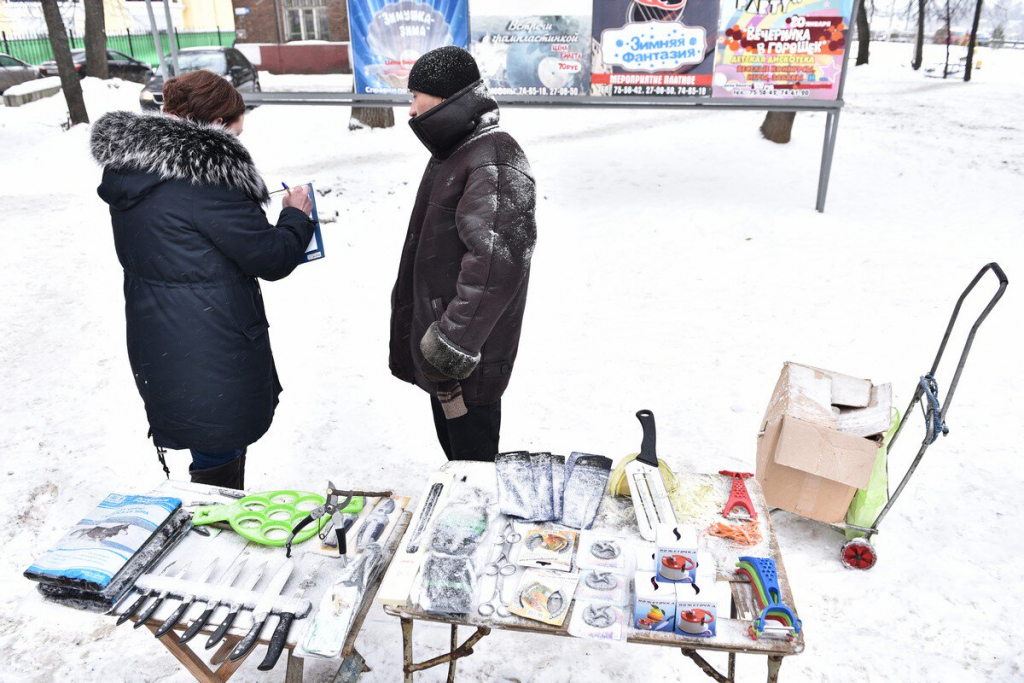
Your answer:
[528,453,556,522]
[417,485,496,615]
[560,453,613,530]
[551,454,566,520]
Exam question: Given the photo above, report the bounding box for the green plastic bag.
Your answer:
[845,409,900,540]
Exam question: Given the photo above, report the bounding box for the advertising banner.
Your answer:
[469,0,591,97]
[348,0,470,95]
[590,0,720,97]
[712,0,853,99]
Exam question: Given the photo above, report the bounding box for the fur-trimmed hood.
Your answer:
[90,111,269,205]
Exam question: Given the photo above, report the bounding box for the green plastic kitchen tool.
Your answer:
[192,490,362,547]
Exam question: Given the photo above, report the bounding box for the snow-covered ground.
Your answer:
[1,41,1022,682]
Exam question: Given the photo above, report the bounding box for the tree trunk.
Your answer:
[84,0,109,79]
[964,0,983,81]
[350,106,395,130]
[911,0,926,69]
[760,112,796,144]
[943,0,952,78]
[856,0,871,65]
[40,0,88,125]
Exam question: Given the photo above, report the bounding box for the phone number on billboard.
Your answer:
[611,85,710,96]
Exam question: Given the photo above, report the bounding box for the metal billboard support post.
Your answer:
[161,0,180,76]
[143,0,168,81]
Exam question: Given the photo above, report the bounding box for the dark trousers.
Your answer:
[430,397,501,461]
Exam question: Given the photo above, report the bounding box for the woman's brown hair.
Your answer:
[163,69,245,126]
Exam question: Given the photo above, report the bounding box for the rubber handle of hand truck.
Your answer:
[636,410,658,467]
[257,613,295,671]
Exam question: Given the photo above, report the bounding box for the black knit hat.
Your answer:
[407,46,481,99]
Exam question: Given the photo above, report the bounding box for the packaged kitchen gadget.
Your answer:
[655,524,698,583]
[568,601,628,642]
[577,569,629,604]
[508,568,579,626]
[518,527,577,572]
[577,530,631,572]
[633,571,676,633]
[675,573,730,638]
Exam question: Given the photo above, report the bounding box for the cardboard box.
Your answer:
[655,524,698,584]
[675,572,730,638]
[633,571,676,633]
[757,362,882,524]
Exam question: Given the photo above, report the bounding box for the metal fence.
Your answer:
[1,28,234,66]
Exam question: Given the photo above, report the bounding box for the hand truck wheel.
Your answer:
[840,538,877,570]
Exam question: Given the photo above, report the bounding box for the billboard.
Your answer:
[712,0,854,99]
[348,0,470,95]
[469,0,592,97]
[590,0,720,97]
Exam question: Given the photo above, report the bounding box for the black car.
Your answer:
[40,49,154,83]
[0,53,42,94]
[140,47,260,111]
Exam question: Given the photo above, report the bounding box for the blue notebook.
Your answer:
[271,182,325,264]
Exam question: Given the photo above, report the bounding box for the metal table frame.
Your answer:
[242,0,860,214]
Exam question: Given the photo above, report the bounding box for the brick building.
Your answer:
[231,0,348,43]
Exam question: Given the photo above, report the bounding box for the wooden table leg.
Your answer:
[401,617,415,683]
[146,624,223,683]
[286,649,304,683]
[767,655,783,683]
[210,637,240,666]
[447,625,458,683]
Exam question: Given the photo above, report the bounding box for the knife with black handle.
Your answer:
[134,561,192,629]
[115,561,178,626]
[205,560,267,650]
[257,560,320,671]
[154,558,219,638]
[179,558,247,644]
[229,559,294,662]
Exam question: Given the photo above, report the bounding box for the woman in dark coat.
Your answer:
[90,69,315,488]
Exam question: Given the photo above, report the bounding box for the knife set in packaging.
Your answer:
[495,451,612,530]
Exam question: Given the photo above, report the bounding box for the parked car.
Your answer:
[39,49,154,83]
[140,47,260,111]
[0,53,42,94]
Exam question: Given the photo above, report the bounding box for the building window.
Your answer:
[283,0,329,41]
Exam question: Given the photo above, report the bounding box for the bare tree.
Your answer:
[350,107,396,130]
[40,0,88,125]
[335,3,395,130]
[761,112,796,144]
[912,0,927,69]
[84,0,109,79]
[856,0,872,64]
[964,0,983,80]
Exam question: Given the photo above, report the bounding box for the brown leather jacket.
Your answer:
[389,81,537,406]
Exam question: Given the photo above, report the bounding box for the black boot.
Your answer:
[189,454,246,490]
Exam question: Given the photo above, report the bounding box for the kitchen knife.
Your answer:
[179,558,247,644]
[257,561,321,671]
[205,560,267,650]
[228,559,294,662]
[154,558,219,638]
[115,561,178,626]
[624,410,677,541]
[133,561,193,628]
